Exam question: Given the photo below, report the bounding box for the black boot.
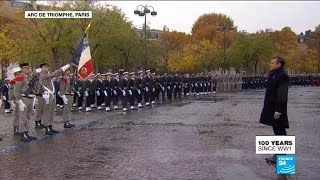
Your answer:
[20,132,31,142]
[49,125,59,134]
[35,121,45,129]
[265,155,276,164]
[45,126,55,136]
[26,132,37,141]
[13,126,20,135]
[64,121,75,128]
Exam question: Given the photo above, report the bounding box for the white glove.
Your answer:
[42,91,50,104]
[200,84,203,87]
[174,85,176,89]
[35,68,42,73]
[16,99,26,112]
[77,91,81,97]
[137,89,141,95]
[162,87,165,91]
[10,100,16,109]
[33,97,39,105]
[2,96,6,101]
[61,64,71,71]
[113,90,117,95]
[152,88,155,92]
[104,90,108,97]
[122,90,126,96]
[145,87,149,92]
[195,84,198,87]
[85,91,89,97]
[57,91,61,97]
[96,91,100,96]
[61,95,68,104]
[129,90,132,95]
[167,86,170,90]
[191,84,194,87]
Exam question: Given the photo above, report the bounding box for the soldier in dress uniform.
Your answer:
[149,71,156,105]
[103,73,112,111]
[154,73,161,102]
[96,73,104,110]
[159,74,167,101]
[39,62,70,135]
[10,66,23,135]
[119,72,129,111]
[1,78,11,113]
[143,70,151,106]
[135,71,144,108]
[74,78,84,110]
[84,74,97,112]
[111,73,120,110]
[13,63,38,142]
[128,72,137,110]
[59,68,75,128]
[33,68,45,129]
[166,74,173,100]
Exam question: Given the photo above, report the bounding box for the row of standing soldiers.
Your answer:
[241,74,320,89]
[55,71,231,112]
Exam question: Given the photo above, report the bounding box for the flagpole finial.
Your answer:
[85,20,92,33]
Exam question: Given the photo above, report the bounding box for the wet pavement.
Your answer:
[0,87,319,180]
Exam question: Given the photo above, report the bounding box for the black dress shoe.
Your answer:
[35,121,45,129]
[64,122,75,128]
[20,132,31,142]
[26,132,37,141]
[45,127,55,136]
[49,125,59,134]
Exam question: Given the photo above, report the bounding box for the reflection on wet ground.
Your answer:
[0,87,319,179]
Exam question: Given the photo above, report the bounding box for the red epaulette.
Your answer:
[61,78,68,84]
[9,80,16,85]
[15,76,24,82]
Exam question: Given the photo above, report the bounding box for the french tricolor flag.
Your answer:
[71,22,93,80]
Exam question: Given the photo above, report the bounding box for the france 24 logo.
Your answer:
[276,155,296,174]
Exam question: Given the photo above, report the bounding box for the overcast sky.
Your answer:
[101,1,320,34]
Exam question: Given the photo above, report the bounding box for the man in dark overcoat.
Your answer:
[260,56,289,164]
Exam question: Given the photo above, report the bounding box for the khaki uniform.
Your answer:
[9,81,18,128]
[34,79,45,122]
[40,69,63,127]
[13,74,34,133]
[60,76,73,122]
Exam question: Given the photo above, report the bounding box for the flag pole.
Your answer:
[71,20,93,93]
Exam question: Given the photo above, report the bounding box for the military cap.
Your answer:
[39,63,49,68]
[19,63,29,68]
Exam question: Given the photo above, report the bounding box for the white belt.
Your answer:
[21,94,36,98]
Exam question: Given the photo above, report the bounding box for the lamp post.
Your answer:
[217,26,234,74]
[134,5,157,70]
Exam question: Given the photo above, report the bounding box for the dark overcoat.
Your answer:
[260,68,289,129]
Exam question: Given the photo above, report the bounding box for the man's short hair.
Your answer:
[272,56,285,67]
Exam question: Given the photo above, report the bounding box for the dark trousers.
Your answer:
[143,87,150,103]
[128,88,135,106]
[4,100,10,110]
[113,90,119,106]
[136,87,143,103]
[104,90,112,107]
[78,93,84,108]
[273,126,287,135]
[86,93,95,107]
[96,91,104,107]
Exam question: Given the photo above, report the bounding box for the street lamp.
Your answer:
[134,5,157,70]
[217,25,235,74]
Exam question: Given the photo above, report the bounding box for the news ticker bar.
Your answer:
[256,136,295,154]
[25,11,92,18]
